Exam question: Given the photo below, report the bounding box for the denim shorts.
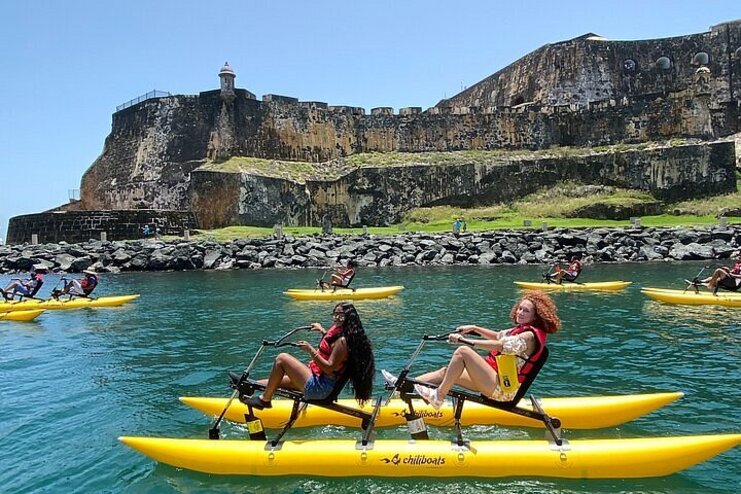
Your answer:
[304,373,337,400]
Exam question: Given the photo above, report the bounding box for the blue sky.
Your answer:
[1,1,739,239]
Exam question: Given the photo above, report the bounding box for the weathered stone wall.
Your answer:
[79,91,737,215]
[6,210,197,245]
[211,91,736,158]
[441,20,741,108]
[189,141,736,228]
[79,92,226,210]
[74,21,741,224]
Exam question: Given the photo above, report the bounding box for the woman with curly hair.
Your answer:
[382,291,560,410]
[243,302,375,409]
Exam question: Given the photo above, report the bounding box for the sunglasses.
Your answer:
[332,311,346,319]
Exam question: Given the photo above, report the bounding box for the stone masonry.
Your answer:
[7,210,197,245]
[8,21,739,239]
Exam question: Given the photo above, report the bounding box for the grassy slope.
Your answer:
[196,142,698,181]
[190,146,739,241]
[188,180,740,242]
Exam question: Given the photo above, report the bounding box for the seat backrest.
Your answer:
[345,271,356,287]
[508,346,549,406]
[29,279,43,297]
[336,270,356,288]
[311,372,350,403]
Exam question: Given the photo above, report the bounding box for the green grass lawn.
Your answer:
[187,214,739,242]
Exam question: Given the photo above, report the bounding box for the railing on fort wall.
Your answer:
[116,90,172,112]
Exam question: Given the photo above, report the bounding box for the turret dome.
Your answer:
[219,62,236,76]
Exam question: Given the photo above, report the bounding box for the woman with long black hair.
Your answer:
[243,302,375,408]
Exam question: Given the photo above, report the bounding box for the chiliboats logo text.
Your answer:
[380,453,446,466]
[392,409,444,419]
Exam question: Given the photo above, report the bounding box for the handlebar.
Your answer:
[423,329,481,346]
[272,341,301,348]
[273,325,312,346]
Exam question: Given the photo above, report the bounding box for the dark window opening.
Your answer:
[656,56,671,70]
[692,52,709,65]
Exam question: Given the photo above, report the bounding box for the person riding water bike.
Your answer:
[381,290,561,409]
[319,259,358,291]
[242,302,375,409]
[547,256,582,284]
[1,270,44,301]
[696,252,741,295]
[52,269,99,299]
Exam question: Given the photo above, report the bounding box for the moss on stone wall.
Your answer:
[196,140,715,183]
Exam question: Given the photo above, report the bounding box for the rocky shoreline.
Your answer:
[0,226,739,275]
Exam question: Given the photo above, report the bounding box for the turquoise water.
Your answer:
[1,263,739,493]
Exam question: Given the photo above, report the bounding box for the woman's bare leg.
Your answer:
[260,353,312,401]
[436,346,499,398]
[417,366,477,388]
[415,367,446,384]
[707,268,729,293]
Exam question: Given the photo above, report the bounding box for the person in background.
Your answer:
[1,270,44,300]
[242,302,375,409]
[320,259,358,290]
[52,268,99,299]
[700,251,741,295]
[547,256,582,284]
[321,214,333,235]
[382,291,560,409]
[453,217,463,237]
[142,224,151,238]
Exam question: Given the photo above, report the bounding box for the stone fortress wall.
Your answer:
[187,141,736,228]
[8,21,741,242]
[441,21,741,109]
[83,85,735,215]
[7,210,197,245]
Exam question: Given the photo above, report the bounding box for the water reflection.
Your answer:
[643,299,740,346]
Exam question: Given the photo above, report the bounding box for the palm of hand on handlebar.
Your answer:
[310,323,324,333]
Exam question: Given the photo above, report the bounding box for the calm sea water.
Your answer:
[1,262,739,493]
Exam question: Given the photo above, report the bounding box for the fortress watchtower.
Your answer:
[219,62,236,102]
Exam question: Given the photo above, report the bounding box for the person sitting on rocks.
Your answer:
[1,270,44,300]
[52,269,99,299]
[546,256,582,284]
[698,252,741,295]
[319,259,358,291]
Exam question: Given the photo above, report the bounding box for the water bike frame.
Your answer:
[212,324,381,448]
[214,329,562,451]
[230,372,382,448]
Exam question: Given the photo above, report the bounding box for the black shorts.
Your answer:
[561,273,578,282]
[718,277,741,291]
